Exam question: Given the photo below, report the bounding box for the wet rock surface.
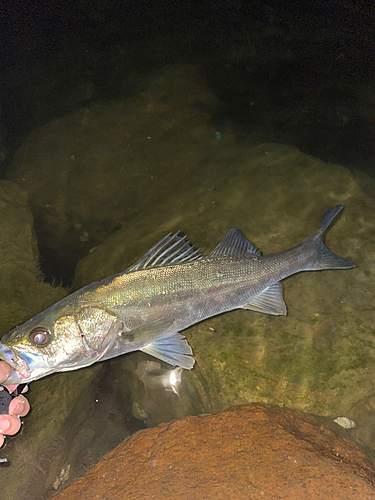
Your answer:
[53,404,375,500]
[73,139,375,458]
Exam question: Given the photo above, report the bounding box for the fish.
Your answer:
[0,205,355,386]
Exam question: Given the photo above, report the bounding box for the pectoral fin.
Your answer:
[242,283,287,316]
[119,318,195,369]
[120,318,174,343]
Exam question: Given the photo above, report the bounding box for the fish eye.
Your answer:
[29,328,51,347]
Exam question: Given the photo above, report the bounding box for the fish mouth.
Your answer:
[0,343,27,371]
[0,342,57,385]
[0,342,32,384]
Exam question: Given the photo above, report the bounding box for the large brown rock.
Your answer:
[53,404,375,500]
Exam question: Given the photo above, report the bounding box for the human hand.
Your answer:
[0,361,30,448]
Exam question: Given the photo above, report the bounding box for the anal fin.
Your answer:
[141,332,195,370]
[242,282,287,316]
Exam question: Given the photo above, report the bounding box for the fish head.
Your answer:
[0,303,121,385]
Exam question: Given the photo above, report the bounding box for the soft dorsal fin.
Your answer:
[208,228,261,258]
[126,232,202,272]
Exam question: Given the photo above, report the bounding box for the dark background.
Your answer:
[1,0,374,178]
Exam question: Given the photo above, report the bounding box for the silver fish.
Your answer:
[0,205,355,385]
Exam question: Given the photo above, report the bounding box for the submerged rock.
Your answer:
[72,141,375,458]
[8,65,242,281]
[52,404,375,500]
[0,180,66,333]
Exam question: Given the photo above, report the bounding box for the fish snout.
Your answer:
[0,342,32,382]
[0,343,20,370]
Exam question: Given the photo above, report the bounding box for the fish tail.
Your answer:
[309,205,355,270]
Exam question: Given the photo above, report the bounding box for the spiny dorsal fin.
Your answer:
[208,228,261,258]
[126,232,202,272]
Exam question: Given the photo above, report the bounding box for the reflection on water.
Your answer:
[111,351,208,432]
[131,361,185,424]
[135,361,183,396]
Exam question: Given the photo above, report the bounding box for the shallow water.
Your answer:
[0,2,375,498]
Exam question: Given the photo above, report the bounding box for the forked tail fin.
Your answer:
[310,205,356,270]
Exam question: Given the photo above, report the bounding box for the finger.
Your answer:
[6,384,20,394]
[9,396,30,417]
[0,433,4,448]
[0,415,21,436]
[0,361,13,384]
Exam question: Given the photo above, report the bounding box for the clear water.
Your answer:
[0,2,374,498]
